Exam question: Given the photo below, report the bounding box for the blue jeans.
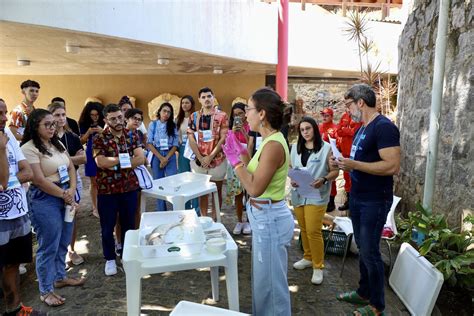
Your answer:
[247,199,294,316]
[178,144,200,215]
[151,150,177,211]
[98,190,138,260]
[350,194,392,311]
[28,184,73,295]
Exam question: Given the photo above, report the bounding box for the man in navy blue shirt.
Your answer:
[332,84,400,316]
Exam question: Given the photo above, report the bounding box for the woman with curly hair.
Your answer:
[78,102,104,218]
[21,109,84,307]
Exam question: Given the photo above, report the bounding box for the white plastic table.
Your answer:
[141,173,221,222]
[171,300,249,316]
[122,223,239,316]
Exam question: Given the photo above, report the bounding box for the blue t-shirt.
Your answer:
[350,115,400,198]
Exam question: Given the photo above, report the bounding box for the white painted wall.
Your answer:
[0,0,400,74]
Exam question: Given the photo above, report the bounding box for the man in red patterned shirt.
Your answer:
[9,80,40,141]
[319,108,338,212]
[93,104,145,276]
[187,87,229,219]
[336,108,362,210]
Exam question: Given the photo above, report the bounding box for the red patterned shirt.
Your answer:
[93,128,142,195]
[9,102,34,135]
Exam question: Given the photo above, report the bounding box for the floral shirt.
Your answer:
[93,127,142,195]
[187,109,229,168]
[9,102,34,136]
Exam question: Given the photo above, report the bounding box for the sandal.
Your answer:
[353,305,385,316]
[54,277,86,288]
[40,292,64,307]
[337,290,369,305]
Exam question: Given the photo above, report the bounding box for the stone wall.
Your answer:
[396,0,473,225]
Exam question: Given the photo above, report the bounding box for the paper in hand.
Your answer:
[329,137,342,159]
[288,168,321,200]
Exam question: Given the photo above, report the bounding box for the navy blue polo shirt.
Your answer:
[350,115,400,198]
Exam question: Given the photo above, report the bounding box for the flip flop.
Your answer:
[40,292,64,307]
[337,290,369,305]
[353,305,385,316]
[54,277,86,288]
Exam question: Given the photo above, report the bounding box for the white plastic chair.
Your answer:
[382,195,402,273]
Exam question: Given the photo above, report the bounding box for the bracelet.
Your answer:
[235,163,245,171]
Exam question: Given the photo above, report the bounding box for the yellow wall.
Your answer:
[0,74,265,125]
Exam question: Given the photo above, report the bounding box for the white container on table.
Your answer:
[138,210,205,258]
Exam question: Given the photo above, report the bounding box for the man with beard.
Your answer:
[93,104,145,276]
[9,80,40,141]
[0,98,35,315]
[187,87,229,219]
[333,84,400,316]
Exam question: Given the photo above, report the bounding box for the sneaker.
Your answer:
[68,251,84,266]
[293,258,313,270]
[233,222,244,235]
[311,269,324,285]
[19,264,27,275]
[242,222,252,234]
[104,260,117,276]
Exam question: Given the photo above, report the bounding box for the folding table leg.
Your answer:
[210,266,220,301]
[340,233,353,277]
[125,268,142,316]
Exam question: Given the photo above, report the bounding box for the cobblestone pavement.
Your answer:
[1,173,410,315]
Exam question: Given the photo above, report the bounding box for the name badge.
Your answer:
[159,138,168,151]
[350,145,357,159]
[7,172,21,189]
[255,136,263,150]
[202,130,213,142]
[58,165,70,183]
[119,153,132,169]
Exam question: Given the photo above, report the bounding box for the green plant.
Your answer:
[396,204,474,289]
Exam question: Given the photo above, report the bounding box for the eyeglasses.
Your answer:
[42,122,57,129]
[245,107,257,113]
[344,100,355,108]
[131,116,143,122]
[107,116,123,123]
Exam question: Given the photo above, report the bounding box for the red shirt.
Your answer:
[336,112,362,157]
[319,121,337,143]
[93,128,142,195]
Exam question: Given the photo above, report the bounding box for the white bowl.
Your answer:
[206,237,226,254]
[199,216,214,230]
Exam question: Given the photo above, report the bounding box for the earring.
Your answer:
[260,121,263,128]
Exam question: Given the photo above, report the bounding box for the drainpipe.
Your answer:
[276,0,288,101]
[422,0,450,214]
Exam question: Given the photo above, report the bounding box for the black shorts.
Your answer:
[0,216,33,268]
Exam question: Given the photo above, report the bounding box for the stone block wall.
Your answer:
[396,0,473,225]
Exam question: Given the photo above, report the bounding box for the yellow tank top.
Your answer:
[247,132,289,200]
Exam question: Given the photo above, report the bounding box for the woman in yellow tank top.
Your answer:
[223,88,294,316]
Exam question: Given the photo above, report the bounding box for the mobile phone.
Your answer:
[234,116,242,126]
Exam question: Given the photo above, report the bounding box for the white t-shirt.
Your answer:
[0,128,29,220]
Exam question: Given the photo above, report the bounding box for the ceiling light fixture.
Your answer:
[213,67,223,75]
[65,43,80,54]
[17,59,30,66]
[157,58,170,65]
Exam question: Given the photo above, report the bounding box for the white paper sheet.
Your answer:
[328,137,342,159]
[288,168,321,200]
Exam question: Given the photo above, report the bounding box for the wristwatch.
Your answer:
[322,177,328,184]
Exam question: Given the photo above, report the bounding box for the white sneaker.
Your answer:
[293,258,313,270]
[242,222,252,234]
[233,222,244,235]
[105,260,117,276]
[19,264,27,275]
[311,269,324,285]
